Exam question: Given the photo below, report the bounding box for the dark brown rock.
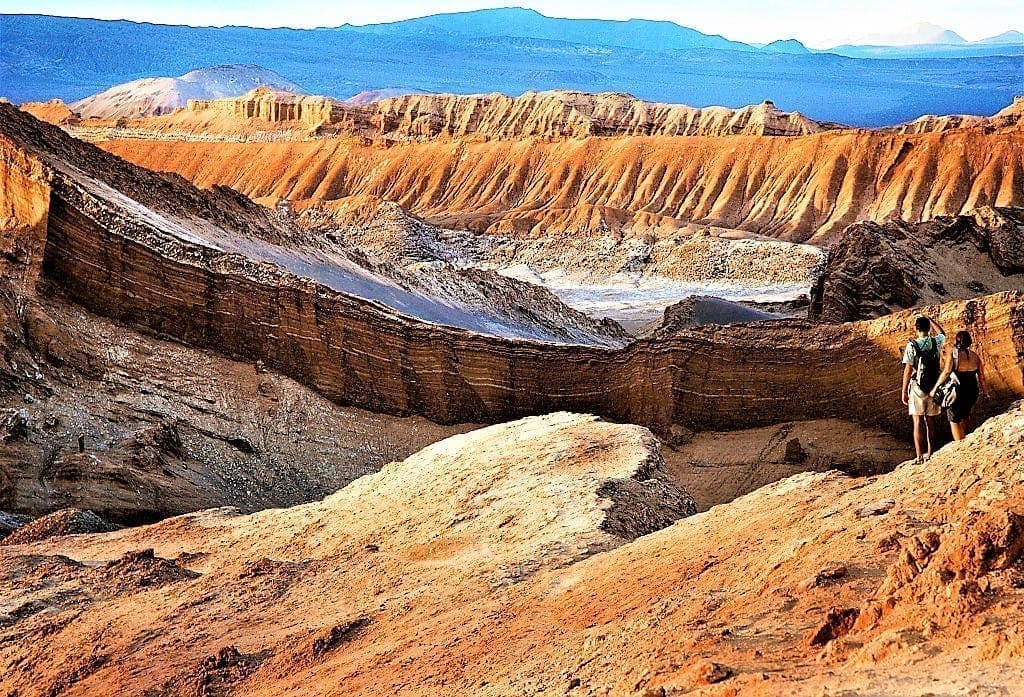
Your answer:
[806,607,860,647]
[811,211,1024,322]
[1,508,114,545]
[784,437,808,464]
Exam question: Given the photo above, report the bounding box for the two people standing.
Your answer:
[901,315,989,463]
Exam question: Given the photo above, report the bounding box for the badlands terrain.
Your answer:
[0,68,1023,696]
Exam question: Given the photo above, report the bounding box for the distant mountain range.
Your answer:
[983,30,1024,45]
[855,22,969,46]
[1,9,1022,126]
[343,7,755,52]
[829,22,1024,58]
[850,22,1024,47]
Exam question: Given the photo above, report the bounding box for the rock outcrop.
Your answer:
[892,95,1024,134]
[642,295,780,336]
[98,118,1024,242]
[186,87,344,127]
[0,508,114,546]
[3,104,1022,441]
[810,208,1024,322]
[1,401,1022,695]
[367,91,830,139]
[18,99,78,126]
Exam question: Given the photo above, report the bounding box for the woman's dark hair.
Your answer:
[955,330,973,349]
[915,316,930,333]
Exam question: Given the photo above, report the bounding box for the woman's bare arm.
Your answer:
[931,348,953,397]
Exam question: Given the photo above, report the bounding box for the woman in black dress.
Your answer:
[932,330,989,441]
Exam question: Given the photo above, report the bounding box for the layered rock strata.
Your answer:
[0,288,472,524]
[4,104,1024,440]
[186,87,343,127]
[367,91,830,139]
[68,88,831,139]
[891,95,1024,134]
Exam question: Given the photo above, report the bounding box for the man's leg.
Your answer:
[912,415,925,462]
[925,415,937,459]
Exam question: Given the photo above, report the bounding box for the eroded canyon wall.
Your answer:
[367,91,828,139]
[40,176,1024,437]
[5,104,1023,439]
[811,208,1024,322]
[99,126,1024,242]
[186,88,343,127]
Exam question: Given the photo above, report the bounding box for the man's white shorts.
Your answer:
[908,382,941,417]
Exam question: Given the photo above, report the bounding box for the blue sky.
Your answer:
[1,0,1020,47]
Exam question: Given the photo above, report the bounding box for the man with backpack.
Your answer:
[901,315,946,463]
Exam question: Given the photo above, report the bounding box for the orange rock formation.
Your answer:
[186,87,342,127]
[98,119,1024,242]
[17,99,78,126]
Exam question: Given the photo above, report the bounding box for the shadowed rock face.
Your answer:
[642,295,780,336]
[0,509,114,546]
[3,103,1023,442]
[810,209,1024,322]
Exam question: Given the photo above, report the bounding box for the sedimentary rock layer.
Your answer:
[186,87,342,127]
[5,104,1023,438]
[891,95,1024,134]
[99,124,1024,242]
[0,288,472,524]
[366,91,830,138]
